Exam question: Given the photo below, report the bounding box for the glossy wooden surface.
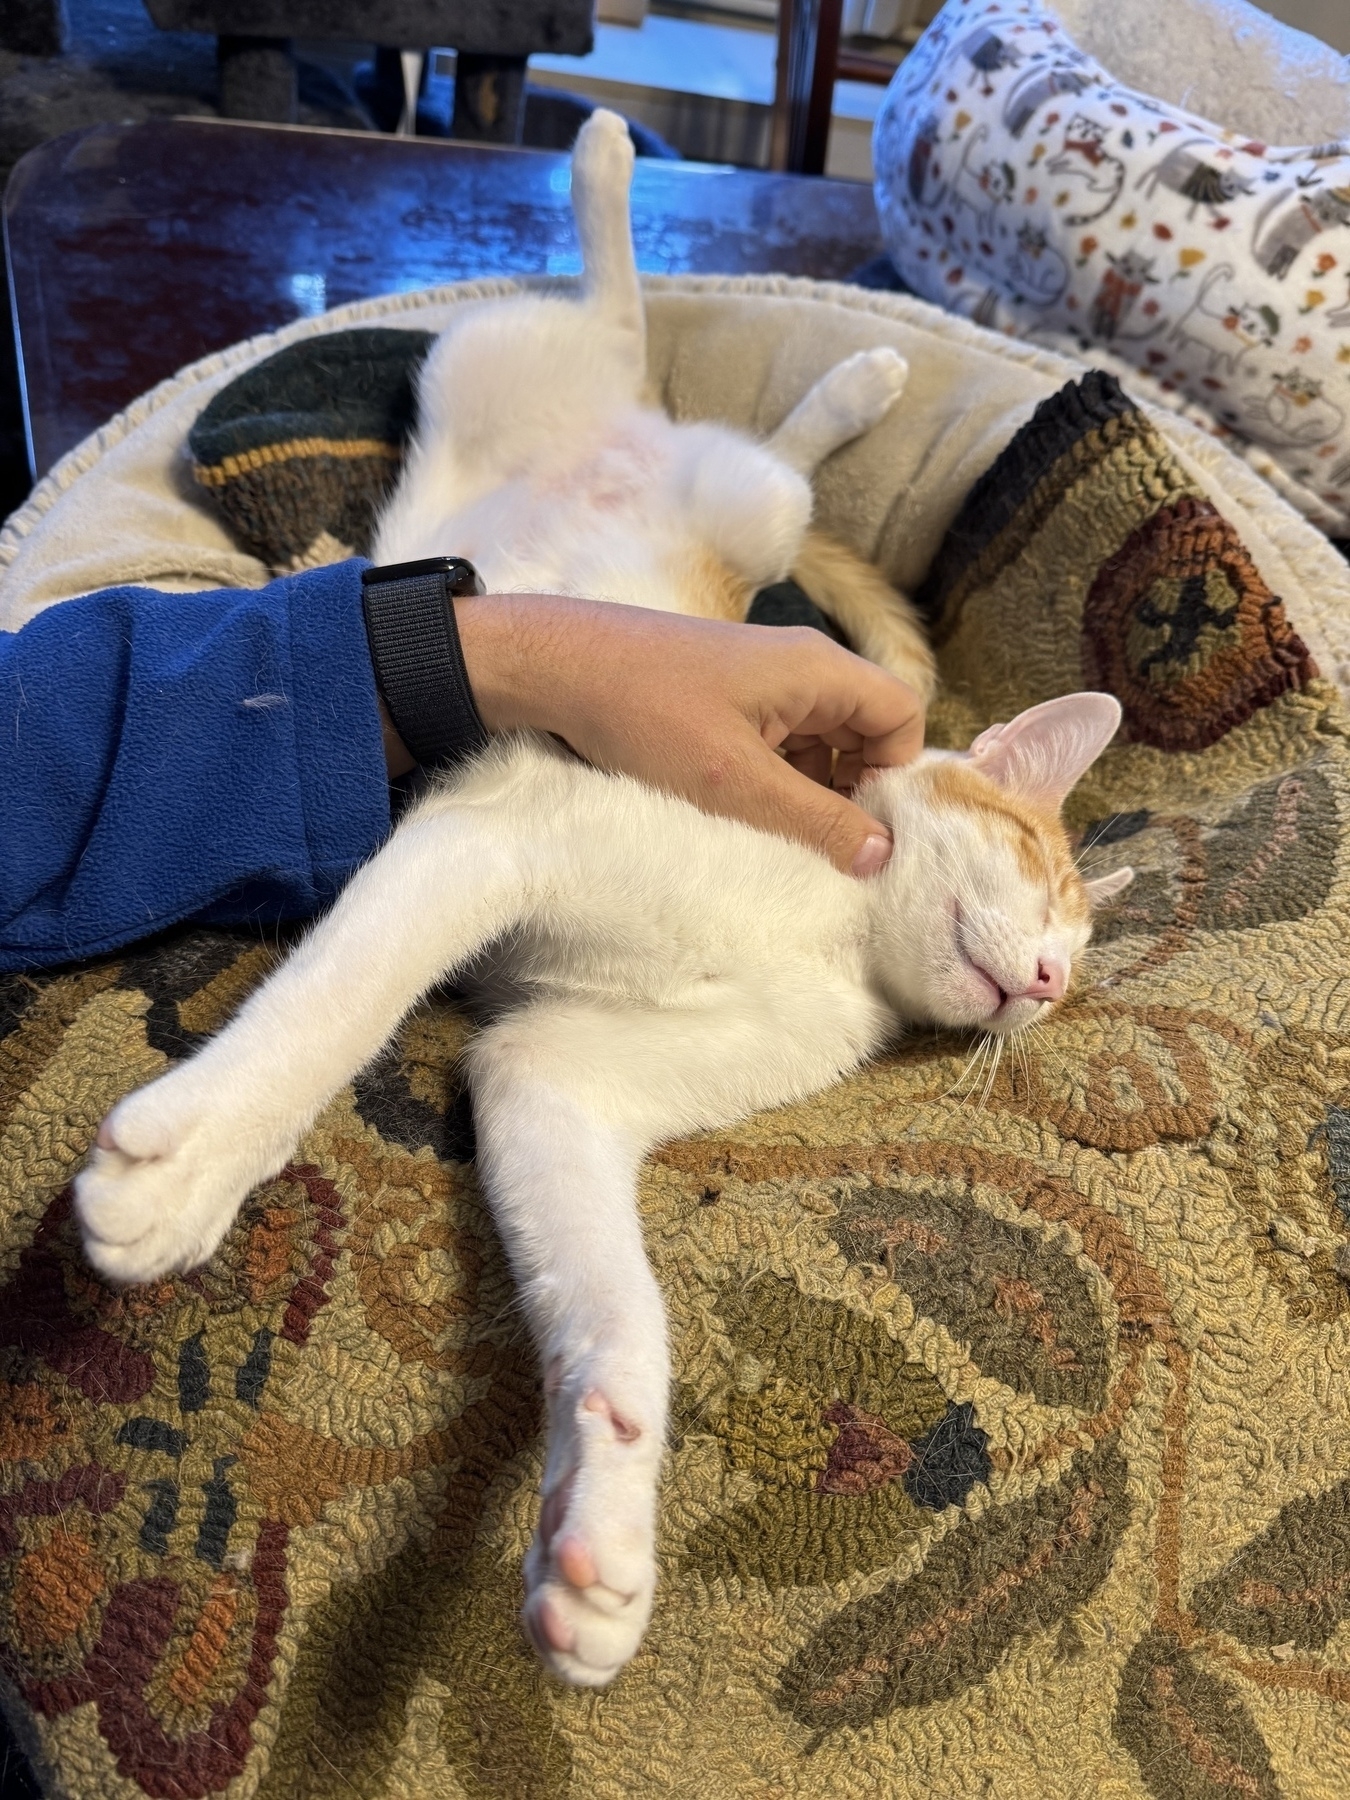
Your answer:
[4,118,882,476]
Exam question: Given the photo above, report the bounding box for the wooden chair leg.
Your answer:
[452,53,528,144]
[771,0,843,176]
[217,35,297,124]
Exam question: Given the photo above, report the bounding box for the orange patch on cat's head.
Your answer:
[921,758,1092,927]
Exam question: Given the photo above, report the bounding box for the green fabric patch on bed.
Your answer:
[189,328,435,568]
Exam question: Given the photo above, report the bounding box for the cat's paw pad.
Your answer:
[75,1075,271,1285]
[821,347,910,431]
[572,108,635,191]
[522,1387,661,1687]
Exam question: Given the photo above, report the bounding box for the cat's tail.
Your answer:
[792,531,937,703]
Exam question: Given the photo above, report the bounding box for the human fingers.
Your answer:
[831,747,866,792]
[783,741,834,787]
[754,633,926,769]
[696,726,893,877]
[455,597,911,871]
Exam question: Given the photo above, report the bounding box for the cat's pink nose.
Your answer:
[1017,958,1066,1003]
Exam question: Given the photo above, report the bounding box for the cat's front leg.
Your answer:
[75,1048,318,1286]
[469,979,882,1684]
[76,796,526,1285]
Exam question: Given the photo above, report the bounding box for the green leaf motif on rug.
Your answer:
[678,1276,957,1588]
[1113,1632,1282,1800]
[1190,1476,1350,1651]
[829,1182,1111,1412]
[1089,764,1340,951]
[775,1435,1131,1735]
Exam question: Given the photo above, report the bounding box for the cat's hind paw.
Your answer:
[522,1385,661,1686]
[75,1074,283,1285]
[571,106,636,194]
[769,346,910,475]
[815,346,910,436]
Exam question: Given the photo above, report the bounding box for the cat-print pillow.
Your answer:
[873,0,1350,533]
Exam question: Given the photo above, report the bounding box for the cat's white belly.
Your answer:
[382,408,707,610]
[375,392,809,611]
[450,482,687,611]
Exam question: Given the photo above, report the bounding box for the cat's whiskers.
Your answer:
[977,1033,1005,1111]
[1072,817,1126,870]
[1021,1015,1072,1087]
[1014,1029,1035,1096]
[944,1033,990,1101]
[1003,1028,1025,1097]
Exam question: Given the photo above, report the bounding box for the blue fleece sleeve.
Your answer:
[0,560,391,971]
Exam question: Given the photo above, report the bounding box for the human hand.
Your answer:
[450,594,926,876]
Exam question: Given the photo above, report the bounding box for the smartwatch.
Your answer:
[361,556,490,771]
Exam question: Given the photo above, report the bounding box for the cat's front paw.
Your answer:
[75,1071,288,1285]
[522,1382,662,1686]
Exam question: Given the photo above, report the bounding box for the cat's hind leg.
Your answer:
[767,347,909,476]
[373,111,645,562]
[670,348,909,593]
[672,423,814,590]
[470,1003,668,1687]
[570,108,645,378]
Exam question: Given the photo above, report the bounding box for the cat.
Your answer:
[73,110,1135,1688]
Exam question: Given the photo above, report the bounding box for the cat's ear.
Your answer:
[968,693,1122,811]
[1084,866,1135,908]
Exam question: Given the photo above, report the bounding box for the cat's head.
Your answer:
[861,693,1133,1037]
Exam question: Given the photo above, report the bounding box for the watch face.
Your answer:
[362,556,485,597]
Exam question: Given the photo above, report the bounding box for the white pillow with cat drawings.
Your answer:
[873,0,1350,533]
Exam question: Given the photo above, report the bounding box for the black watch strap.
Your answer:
[361,556,490,771]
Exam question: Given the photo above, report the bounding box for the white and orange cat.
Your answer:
[74,111,1132,1688]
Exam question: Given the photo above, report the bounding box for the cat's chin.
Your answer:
[982,995,1055,1038]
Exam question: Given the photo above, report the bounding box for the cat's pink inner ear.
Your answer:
[969,692,1123,810]
[1084,866,1135,908]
